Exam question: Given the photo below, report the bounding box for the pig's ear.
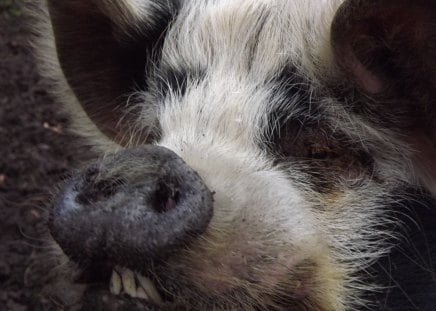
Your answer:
[331,0,436,192]
[44,1,176,146]
[331,0,436,97]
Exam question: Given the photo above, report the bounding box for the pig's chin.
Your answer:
[73,246,340,310]
[157,250,342,309]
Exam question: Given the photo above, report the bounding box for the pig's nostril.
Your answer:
[152,182,180,213]
[94,178,122,196]
[76,176,123,205]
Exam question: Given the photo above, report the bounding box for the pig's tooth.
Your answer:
[136,286,149,300]
[136,274,163,304]
[109,269,122,295]
[120,267,137,298]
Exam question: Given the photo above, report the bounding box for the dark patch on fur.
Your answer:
[365,190,436,310]
[264,67,374,191]
[276,119,375,192]
[262,66,315,150]
[153,65,206,98]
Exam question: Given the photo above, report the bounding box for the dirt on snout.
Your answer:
[0,5,90,310]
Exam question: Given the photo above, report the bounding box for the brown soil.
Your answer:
[0,7,86,310]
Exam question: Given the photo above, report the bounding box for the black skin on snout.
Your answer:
[50,145,214,273]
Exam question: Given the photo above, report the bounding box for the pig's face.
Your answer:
[32,0,436,310]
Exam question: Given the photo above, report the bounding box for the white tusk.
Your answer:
[120,267,137,298]
[109,269,122,295]
[136,274,163,304]
[136,286,150,300]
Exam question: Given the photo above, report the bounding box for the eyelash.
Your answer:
[307,147,331,159]
[274,123,337,160]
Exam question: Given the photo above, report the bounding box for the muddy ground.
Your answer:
[0,4,88,310]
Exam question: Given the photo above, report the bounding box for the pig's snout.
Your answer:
[49,145,214,271]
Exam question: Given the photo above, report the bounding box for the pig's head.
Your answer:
[32,0,436,309]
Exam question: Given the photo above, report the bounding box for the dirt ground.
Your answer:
[0,4,87,310]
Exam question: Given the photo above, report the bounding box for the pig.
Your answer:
[28,0,436,310]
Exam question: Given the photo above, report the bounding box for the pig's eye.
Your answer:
[271,119,374,188]
[307,146,332,160]
[275,121,339,160]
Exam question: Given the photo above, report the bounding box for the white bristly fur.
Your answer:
[153,3,406,309]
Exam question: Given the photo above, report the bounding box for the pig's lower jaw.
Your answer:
[103,266,332,310]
